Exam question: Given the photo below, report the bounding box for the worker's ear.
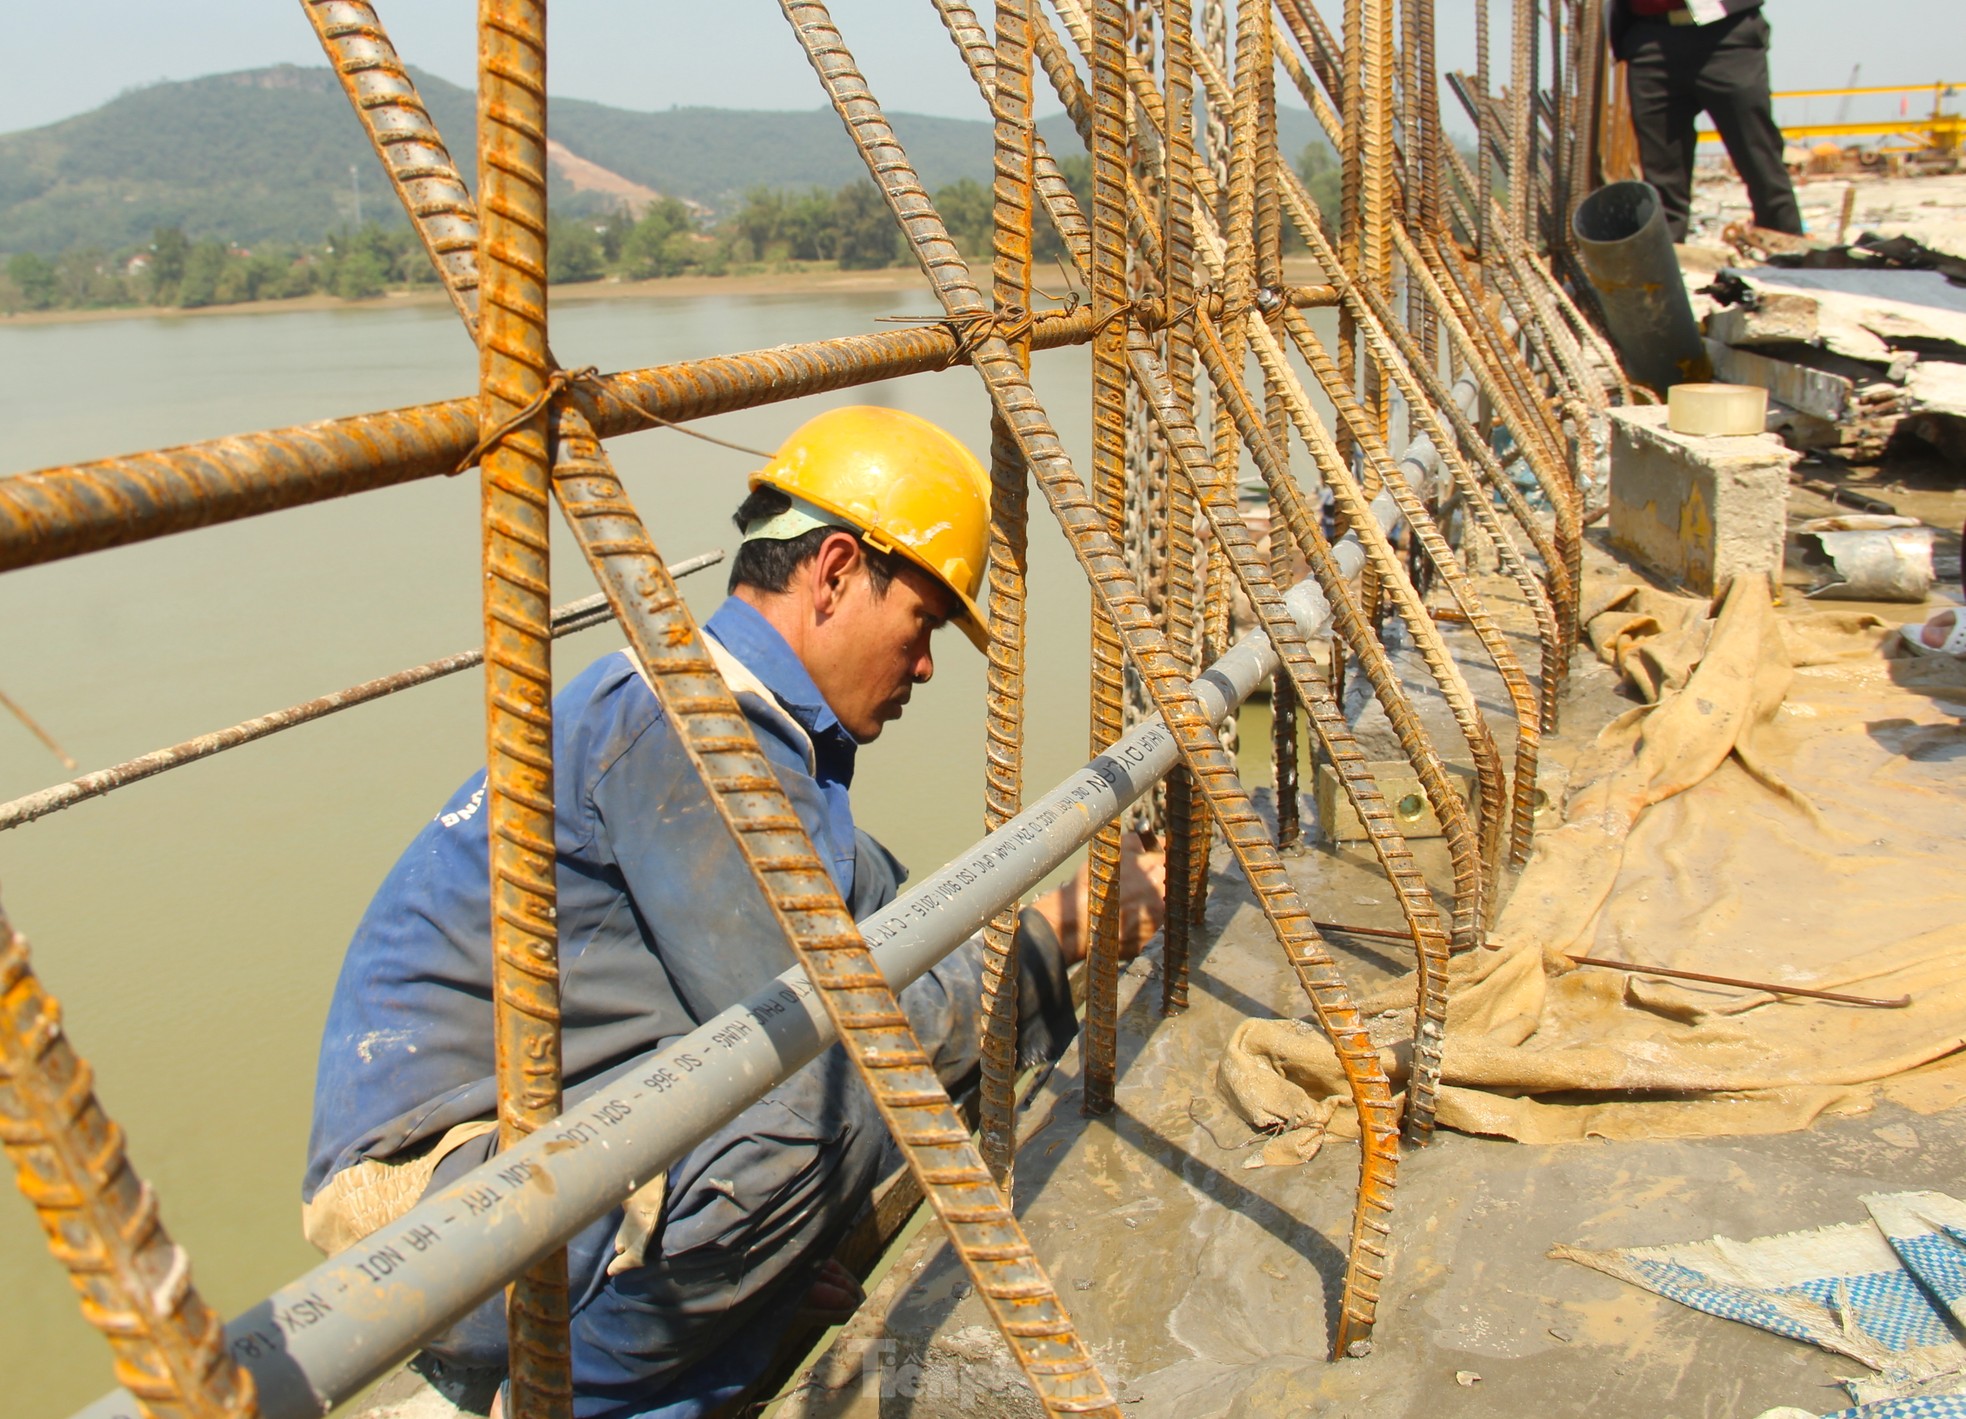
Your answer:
[806,531,866,618]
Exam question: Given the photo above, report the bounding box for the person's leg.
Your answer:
[1697,10,1803,234]
[1622,26,1705,241]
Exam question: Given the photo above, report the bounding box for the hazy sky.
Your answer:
[4,1,1956,137]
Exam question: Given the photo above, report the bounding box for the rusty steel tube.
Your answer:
[977,0,1036,1189]
[0,554,719,835]
[1,904,258,1419]
[0,313,1111,577]
[797,0,1399,1355]
[473,3,571,1411]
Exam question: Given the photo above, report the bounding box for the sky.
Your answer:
[3,0,1958,138]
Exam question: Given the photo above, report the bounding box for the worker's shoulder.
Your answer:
[556,647,813,782]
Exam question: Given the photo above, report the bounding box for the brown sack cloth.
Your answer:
[1221,574,1966,1149]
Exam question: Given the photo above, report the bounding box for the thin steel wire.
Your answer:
[474,3,572,1411]
[0,903,259,1419]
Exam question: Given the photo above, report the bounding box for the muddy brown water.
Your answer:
[0,289,1335,1416]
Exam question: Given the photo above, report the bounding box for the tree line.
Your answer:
[1,144,1339,317]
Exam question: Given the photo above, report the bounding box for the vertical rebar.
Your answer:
[1510,0,1533,241]
[0,904,258,1419]
[975,0,1037,1189]
[1337,0,1364,474]
[475,2,570,1412]
[1160,0,1202,1015]
[1476,0,1492,260]
[1080,0,1132,1121]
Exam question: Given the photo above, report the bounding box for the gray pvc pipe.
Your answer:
[1571,180,1711,396]
[72,577,1333,1419]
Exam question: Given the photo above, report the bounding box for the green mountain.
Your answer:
[0,64,1326,257]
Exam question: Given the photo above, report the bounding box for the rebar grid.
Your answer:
[793,0,1400,1353]
[1035,0,1473,1153]
[0,905,258,1419]
[1052,0,1471,988]
[2,0,1642,1404]
[976,0,1037,1191]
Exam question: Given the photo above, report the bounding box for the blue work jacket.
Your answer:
[305,598,896,1199]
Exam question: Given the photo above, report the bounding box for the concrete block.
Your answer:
[1314,759,1477,841]
[1607,405,1796,596]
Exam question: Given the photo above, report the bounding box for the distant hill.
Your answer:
[0,64,1327,257]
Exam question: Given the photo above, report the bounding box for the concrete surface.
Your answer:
[1607,405,1796,595]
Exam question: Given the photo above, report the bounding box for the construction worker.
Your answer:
[304,405,1163,1419]
[1612,0,1804,241]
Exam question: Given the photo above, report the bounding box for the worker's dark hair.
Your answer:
[727,485,899,597]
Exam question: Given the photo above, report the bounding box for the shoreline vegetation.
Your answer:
[1,144,1344,328]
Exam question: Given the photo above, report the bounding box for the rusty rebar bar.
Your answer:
[1055,0,1471,982]
[1160,0,1203,1017]
[474,3,570,1410]
[0,554,720,835]
[975,0,1036,1189]
[808,0,1399,1356]
[0,313,1112,577]
[305,0,480,328]
[1079,0,1132,1122]
[0,902,258,1419]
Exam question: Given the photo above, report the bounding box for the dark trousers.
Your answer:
[1622,9,1802,241]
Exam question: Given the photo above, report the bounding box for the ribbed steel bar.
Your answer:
[1159,0,1203,1017]
[473,3,570,1412]
[0,314,1114,577]
[1079,0,1131,1122]
[304,0,479,327]
[0,557,719,835]
[1061,0,1476,977]
[1054,0,1464,985]
[1415,0,1442,368]
[1510,0,1533,240]
[1251,0,1301,852]
[975,0,1036,1190]
[1,902,257,1419]
[1337,0,1363,473]
[794,0,1398,1354]
[1472,0,1491,260]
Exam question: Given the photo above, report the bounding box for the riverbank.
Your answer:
[0,254,1334,330]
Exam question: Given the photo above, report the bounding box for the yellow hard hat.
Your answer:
[750,406,992,652]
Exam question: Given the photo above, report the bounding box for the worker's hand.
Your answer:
[1034,832,1168,966]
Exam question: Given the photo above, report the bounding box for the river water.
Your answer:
[0,287,1324,1415]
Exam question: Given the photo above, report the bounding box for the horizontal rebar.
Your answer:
[0,550,723,833]
[0,312,1104,577]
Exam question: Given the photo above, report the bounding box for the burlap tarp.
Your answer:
[1221,574,1966,1147]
